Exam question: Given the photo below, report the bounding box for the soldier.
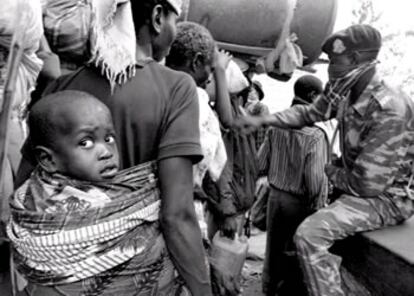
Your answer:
[235,24,414,296]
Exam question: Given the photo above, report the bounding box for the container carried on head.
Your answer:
[179,0,337,78]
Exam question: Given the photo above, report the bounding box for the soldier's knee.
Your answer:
[294,215,327,249]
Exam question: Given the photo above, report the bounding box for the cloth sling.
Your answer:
[7,161,186,294]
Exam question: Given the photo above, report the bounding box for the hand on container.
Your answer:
[219,216,238,239]
[214,49,232,71]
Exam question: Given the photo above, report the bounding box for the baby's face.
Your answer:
[52,102,119,182]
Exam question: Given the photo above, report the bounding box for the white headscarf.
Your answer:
[166,0,183,15]
[89,0,183,90]
[89,0,136,90]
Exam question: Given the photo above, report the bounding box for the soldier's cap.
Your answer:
[166,0,182,15]
[322,24,382,56]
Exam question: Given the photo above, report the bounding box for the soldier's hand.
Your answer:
[233,115,263,134]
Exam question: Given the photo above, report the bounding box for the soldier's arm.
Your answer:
[235,94,333,132]
[266,94,332,128]
[326,110,406,197]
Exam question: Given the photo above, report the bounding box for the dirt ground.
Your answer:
[241,260,264,296]
[241,230,266,296]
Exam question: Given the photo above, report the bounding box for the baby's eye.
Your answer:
[79,139,94,148]
[105,135,115,144]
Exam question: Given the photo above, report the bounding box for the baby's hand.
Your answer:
[214,49,232,71]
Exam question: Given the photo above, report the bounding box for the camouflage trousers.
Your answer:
[294,194,414,296]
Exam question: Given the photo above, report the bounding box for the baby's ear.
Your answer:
[34,146,58,174]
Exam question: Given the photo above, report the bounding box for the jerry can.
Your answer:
[209,233,249,279]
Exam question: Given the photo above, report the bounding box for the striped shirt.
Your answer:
[258,126,329,205]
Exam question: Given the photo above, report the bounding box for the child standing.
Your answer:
[258,75,328,296]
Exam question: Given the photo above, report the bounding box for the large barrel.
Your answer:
[182,0,337,65]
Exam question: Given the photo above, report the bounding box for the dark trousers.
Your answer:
[262,187,311,296]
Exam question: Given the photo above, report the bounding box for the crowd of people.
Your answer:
[1,0,413,296]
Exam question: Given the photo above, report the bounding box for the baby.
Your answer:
[25,90,120,210]
[8,91,163,293]
[28,90,119,182]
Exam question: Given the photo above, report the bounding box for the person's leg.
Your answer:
[277,194,311,296]
[294,194,414,296]
[262,188,308,296]
[262,187,281,295]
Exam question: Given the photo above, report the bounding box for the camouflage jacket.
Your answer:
[270,73,414,198]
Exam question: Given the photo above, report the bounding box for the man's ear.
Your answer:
[34,146,59,174]
[151,4,164,35]
[191,52,204,72]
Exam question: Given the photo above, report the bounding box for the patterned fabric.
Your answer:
[43,0,92,67]
[193,87,227,187]
[0,0,43,223]
[269,65,414,295]
[327,75,414,199]
[89,0,137,89]
[43,0,137,88]
[270,67,414,200]
[0,0,43,132]
[257,126,329,210]
[294,194,414,296]
[8,162,188,295]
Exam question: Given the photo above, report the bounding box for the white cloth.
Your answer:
[193,87,227,187]
[226,59,250,94]
[0,0,43,117]
[0,0,43,226]
[0,0,43,164]
[89,0,136,89]
[166,0,183,15]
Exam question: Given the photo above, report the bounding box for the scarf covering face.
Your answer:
[323,61,378,119]
[0,0,43,115]
[7,161,187,295]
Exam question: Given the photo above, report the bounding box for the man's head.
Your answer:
[131,0,182,62]
[322,24,381,81]
[166,21,216,88]
[292,75,323,106]
[28,91,119,182]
